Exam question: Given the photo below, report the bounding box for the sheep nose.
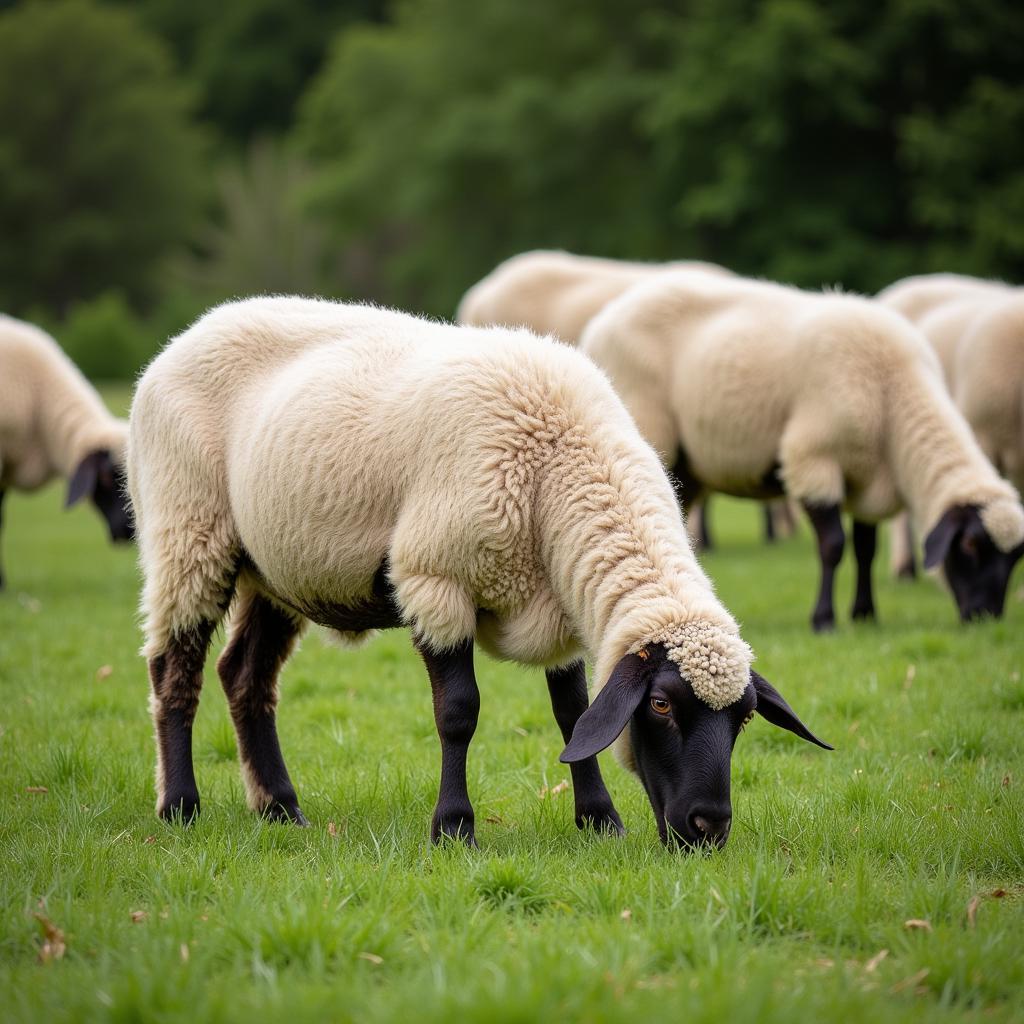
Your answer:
[688,808,731,847]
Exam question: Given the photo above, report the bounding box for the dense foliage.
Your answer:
[1,0,1022,370]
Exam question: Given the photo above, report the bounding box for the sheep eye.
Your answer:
[650,698,671,715]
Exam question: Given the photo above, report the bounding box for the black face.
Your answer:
[65,450,135,543]
[924,505,1023,622]
[560,644,832,851]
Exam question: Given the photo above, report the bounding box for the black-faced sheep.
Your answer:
[128,297,830,848]
[0,315,133,586]
[580,273,1024,631]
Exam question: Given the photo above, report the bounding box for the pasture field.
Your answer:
[1,388,1023,1024]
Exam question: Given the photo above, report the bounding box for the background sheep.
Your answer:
[580,272,1024,631]
[0,314,133,587]
[129,296,829,849]
[879,276,1023,578]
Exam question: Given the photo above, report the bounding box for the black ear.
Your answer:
[923,507,967,570]
[66,451,107,508]
[560,651,652,763]
[752,670,833,750]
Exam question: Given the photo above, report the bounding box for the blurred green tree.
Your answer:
[111,0,387,144]
[0,0,208,316]
[297,0,1024,316]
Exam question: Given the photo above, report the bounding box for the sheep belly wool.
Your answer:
[129,297,753,761]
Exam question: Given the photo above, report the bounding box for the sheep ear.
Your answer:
[66,451,105,507]
[752,670,833,750]
[560,651,652,762]
[923,506,968,569]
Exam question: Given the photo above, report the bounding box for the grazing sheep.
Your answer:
[580,272,1024,631]
[879,276,1022,578]
[0,314,134,586]
[129,296,830,849]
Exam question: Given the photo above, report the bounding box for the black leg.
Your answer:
[851,520,878,622]
[217,590,307,825]
[763,503,776,543]
[546,661,624,835]
[0,489,5,589]
[149,620,218,821]
[417,638,479,846]
[699,497,714,551]
[803,503,845,632]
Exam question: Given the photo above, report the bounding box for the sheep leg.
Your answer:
[546,661,624,835]
[763,502,776,543]
[803,503,845,632]
[851,520,878,622]
[217,587,307,825]
[418,637,479,846]
[149,620,219,821]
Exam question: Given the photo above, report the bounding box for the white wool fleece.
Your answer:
[129,298,753,757]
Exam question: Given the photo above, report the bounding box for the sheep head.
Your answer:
[560,644,831,849]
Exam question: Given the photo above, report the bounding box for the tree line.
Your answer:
[1,0,1021,377]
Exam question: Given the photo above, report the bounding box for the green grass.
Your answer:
[2,386,1023,1023]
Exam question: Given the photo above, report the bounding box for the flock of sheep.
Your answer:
[1,255,1021,851]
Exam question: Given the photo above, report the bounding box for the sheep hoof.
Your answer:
[851,605,876,622]
[811,614,836,633]
[158,792,200,823]
[896,564,917,581]
[431,812,477,847]
[576,806,625,836]
[263,801,309,827]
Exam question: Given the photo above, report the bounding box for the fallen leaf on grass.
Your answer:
[179,943,190,963]
[33,914,66,963]
[990,888,1009,898]
[143,835,156,844]
[904,665,916,690]
[95,665,113,681]
[864,949,889,972]
[538,780,570,799]
[903,919,931,932]
[891,968,929,993]
[25,786,48,794]
[485,815,504,825]
[966,896,981,930]
[327,821,338,838]
[358,952,383,965]
[620,909,632,921]
[1002,774,1012,788]
[129,911,147,924]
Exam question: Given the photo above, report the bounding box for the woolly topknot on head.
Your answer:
[980,495,1024,553]
[638,622,752,710]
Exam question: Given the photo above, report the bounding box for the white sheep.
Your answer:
[879,275,1023,577]
[128,296,829,848]
[0,314,134,585]
[579,272,1024,630]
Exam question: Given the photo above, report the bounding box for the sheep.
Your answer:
[579,272,1024,631]
[0,314,134,586]
[128,296,830,849]
[879,276,1022,578]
